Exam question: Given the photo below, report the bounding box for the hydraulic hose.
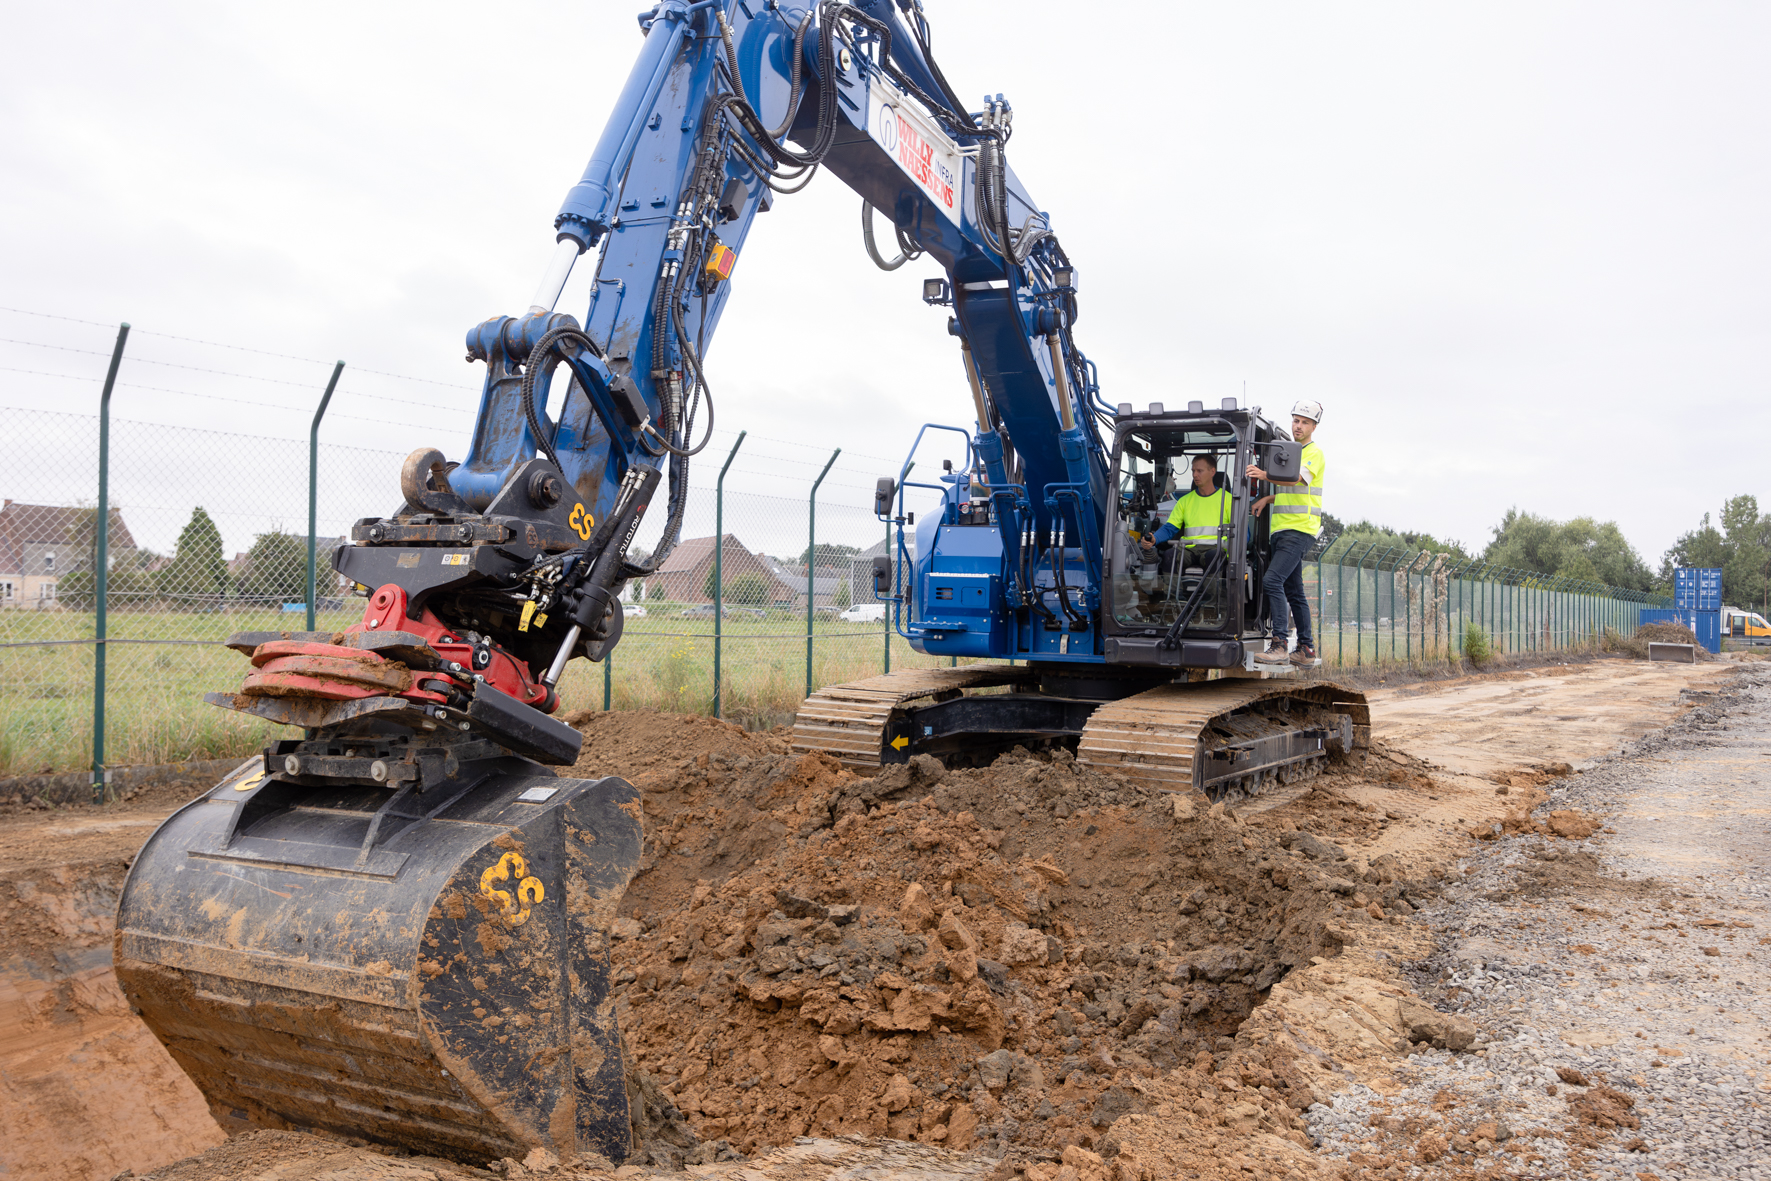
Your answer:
[861,200,924,270]
[519,323,606,474]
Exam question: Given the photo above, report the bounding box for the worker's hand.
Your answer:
[1252,495,1273,515]
[1245,463,1268,482]
[1139,536,1155,551]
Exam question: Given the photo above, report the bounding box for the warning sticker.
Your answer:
[866,73,963,226]
[442,553,469,566]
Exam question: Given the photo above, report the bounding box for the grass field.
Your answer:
[0,604,956,776]
[0,599,1622,777]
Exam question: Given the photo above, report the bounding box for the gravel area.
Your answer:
[1303,660,1771,1179]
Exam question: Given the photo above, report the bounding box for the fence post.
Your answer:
[1354,547,1364,666]
[604,647,612,710]
[307,361,346,632]
[1336,553,1344,665]
[711,431,746,719]
[807,448,840,699]
[92,322,130,802]
[1405,552,1413,666]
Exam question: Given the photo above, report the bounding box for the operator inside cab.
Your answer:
[1139,454,1231,569]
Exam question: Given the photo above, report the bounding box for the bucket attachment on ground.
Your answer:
[115,756,642,1164]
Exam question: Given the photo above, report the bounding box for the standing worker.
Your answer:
[1247,401,1325,665]
[1139,454,1232,571]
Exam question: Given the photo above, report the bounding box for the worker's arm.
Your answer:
[1244,464,1308,487]
[1138,522,1181,550]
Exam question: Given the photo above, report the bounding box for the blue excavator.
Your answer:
[115,0,1368,1165]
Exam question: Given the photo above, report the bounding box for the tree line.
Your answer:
[59,505,324,610]
[1320,493,1770,608]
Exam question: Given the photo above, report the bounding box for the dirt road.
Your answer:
[1306,660,1771,1179]
[0,654,1744,1181]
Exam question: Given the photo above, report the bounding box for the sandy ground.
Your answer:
[0,654,1737,1181]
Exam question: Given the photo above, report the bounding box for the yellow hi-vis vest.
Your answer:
[1166,487,1232,547]
[1271,442,1325,537]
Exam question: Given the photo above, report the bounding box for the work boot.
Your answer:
[1254,641,1290,664]
[1290,644,1317,666]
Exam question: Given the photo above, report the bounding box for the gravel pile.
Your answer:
[1303,662,1771,1178]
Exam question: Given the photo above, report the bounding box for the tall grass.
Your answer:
[0,604,956,775]
[0,596,1634,776]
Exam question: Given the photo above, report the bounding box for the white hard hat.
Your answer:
[1291,400,1323,424]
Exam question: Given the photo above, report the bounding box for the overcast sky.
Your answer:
[2,1,1766,565]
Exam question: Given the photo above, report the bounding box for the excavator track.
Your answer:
[1077,678,1370,799]
[791,664,1037,770]
[793,667,1367,802]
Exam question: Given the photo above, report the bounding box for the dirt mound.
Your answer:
[1605,622,1711,660]
[563,708,789,783]
[591,726,1397,1168]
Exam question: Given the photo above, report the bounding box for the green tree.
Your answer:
[1720,495,1771,611]
[800,542,860,570]
[729,572,769,607]
[1482,509,1652,590]
[158,507,231,608]
[705,565,769,606]
[832,577,851,609]
[237,529,310,604]
[57,505,153,609]
[1321,519,1470,565]
[1663,497,1771,610]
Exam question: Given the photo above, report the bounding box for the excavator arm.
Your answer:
[115,1,1109,1166]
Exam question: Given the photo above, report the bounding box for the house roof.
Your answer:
[765,566,844,595]
[654,534,755,574]
[0,500,136,575]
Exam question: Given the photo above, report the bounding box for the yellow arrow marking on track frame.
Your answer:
[889,736,910,751]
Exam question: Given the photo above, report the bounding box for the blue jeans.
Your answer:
[1263,529,1314,649]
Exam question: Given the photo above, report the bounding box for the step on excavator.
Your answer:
[116,0,1366,1165]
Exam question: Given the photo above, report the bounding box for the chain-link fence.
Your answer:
[2,320,1666,784]
[1300,535,1666,667]
[0,406,403,782]
[562,434,958,732]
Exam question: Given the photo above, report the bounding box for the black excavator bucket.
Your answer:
[114,755,643,1165]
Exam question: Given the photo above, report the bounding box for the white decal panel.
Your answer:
[866,74,963,226]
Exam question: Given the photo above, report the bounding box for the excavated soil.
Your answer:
[0,659,1740,1181]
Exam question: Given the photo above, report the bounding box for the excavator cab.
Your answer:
[1102,401,1290,669]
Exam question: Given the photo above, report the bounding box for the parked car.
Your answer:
[676,603,763,620]
[626,603,648,618]
[839,603,887,623]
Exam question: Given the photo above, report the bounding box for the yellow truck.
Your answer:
[1723,606,1771,645]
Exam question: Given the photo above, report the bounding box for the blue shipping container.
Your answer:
[1673,567,1722,610]
[1640,607,1721,654]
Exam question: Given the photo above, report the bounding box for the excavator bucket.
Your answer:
[114,757,643,1165]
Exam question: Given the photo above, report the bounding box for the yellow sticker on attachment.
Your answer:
[234,769,266,792]
[519,600,536,632]
[479,850,545,925]
[533,612,548,629]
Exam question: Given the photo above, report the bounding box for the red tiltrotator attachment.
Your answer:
[239,583,553,711]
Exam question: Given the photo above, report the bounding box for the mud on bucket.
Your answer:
[113,760,643,1164]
